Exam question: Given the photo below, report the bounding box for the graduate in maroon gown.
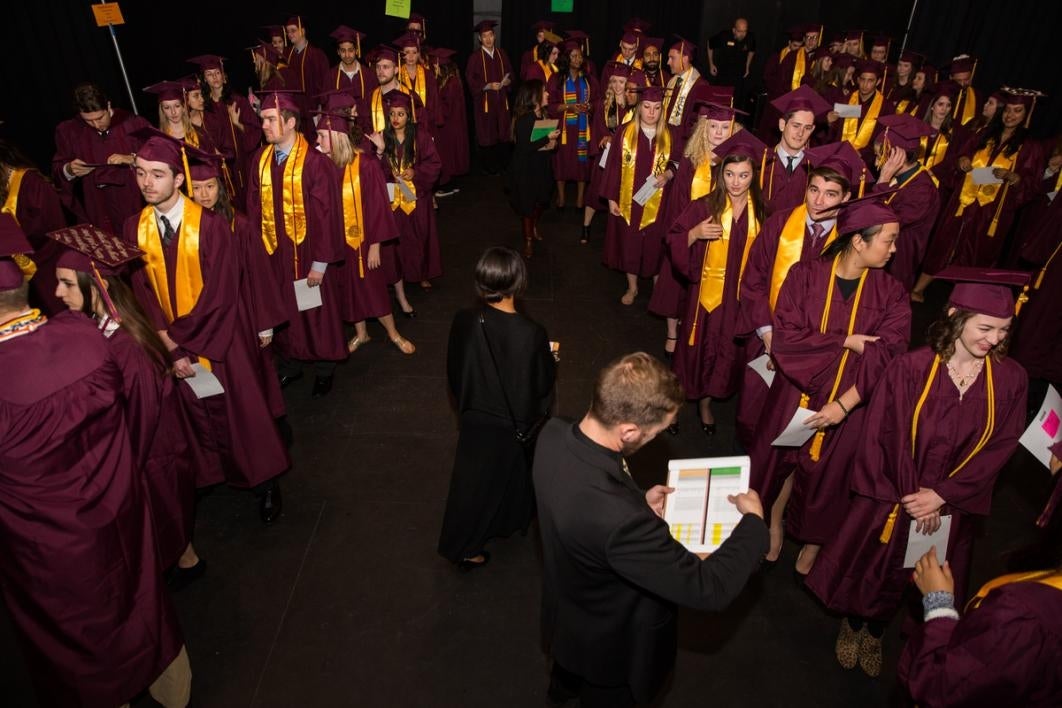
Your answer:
[327,26,376,131]
[825,59,894,163]
[368,91,442,293]
[51,225,201,581]
[466,20,513,176]
[602,85,678,306]
[394,32,439,139]
[145,80,219,156]
[582,62,635,244]
[806,268,1029,677]
[315,104,415,356]
[1003,134,1062,268]
[758,28,810,137]
[247,90,348,401]
[761,86,832,216]
[1,139,66,314]
[670,130,768,438]
[547,41,598,210]
[870,114,942,291]
[52,82,150,236]
[917,90,1046,282]
[0,232,190,708]
[917,82,965,204]
[525,41,559,84]
[430,48,471,191]
[750,194,911,575]
[520,20,555,79]
[641,37,671,89]
[282,15,331,135]
[897,548,1062,707]
[365,45,426,136]
[662,37,714,156]
[127,129,291,522]
[188,54,263,207]
[735,142,867,458]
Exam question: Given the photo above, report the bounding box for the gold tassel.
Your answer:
[879,503,900,543]
[809,430,825,461]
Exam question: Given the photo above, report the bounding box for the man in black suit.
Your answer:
[534,352,768,706]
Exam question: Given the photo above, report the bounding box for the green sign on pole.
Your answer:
[551,0,574,13]
[385,0,411,20]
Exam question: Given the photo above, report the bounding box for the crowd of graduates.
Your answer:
[0,8,1060,707]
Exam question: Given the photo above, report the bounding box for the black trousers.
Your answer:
[548,662,636,708]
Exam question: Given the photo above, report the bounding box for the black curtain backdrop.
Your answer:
[3,1,1059,169]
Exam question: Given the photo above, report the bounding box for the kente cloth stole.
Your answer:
[342,154,366,277]
[799,256,868,461]
[562,76,591,161]
[687,194,760,345]
[879,355,995,543]
[769,205,838,312]
[618,122,671,230]
[0,309,46,344]
[967,569,1062,611]
[691,160,713,201]
[664,68,700,127]
[1,168,37,280]
[257,133,310,278]
[841,92,884,149]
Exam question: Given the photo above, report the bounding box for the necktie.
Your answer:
[160,215,176,246]
[810,222,825,248]
[786,156,796,175]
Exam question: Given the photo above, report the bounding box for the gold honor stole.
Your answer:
[690,160,713,201]
[536,60,556,83]
[967,569,1062,611]
[399,64,429,109]
[954,86,978,126]
[799,256,868,461]
[618,122,671,229]
[879,354,995,543]
[780,46,806,91]
[258,133,310,278]
[841,91,884,149]
[371,87,415,132]
[389,149,418,215]
[137,201,212,370]
[341,154,366,277]
[921,132,950,171]
[769,205,838,311]
[0,168,37,280]
[956,142,1020,236]
[687,194,759,345]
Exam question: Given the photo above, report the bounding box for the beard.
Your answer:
[644,61,659,72]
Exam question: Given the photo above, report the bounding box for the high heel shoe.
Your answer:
[580,225,590,244]
[701,422,716,437]
[401,308,417,319]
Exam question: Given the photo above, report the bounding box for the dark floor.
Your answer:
[0,173,1053,707]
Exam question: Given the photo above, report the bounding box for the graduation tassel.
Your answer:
[879,503,900,543]
[809,431,825,462]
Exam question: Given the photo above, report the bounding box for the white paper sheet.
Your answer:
[903,515,952,568]
[970,166,1003,185]
[182,363,225,399]
[747,354,776,387]
[633,176,660,206]
[293,278,323,312]
[1020,385,1062,469]
[663,456,751,553]
[771,407,819,447]
[598,141,611,168]
[833,102,862,118]
[396,178,416,202]
[386,183,396,201]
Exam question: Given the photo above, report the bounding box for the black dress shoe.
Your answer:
[166,559,208,591]
[260,481,282,523]
[401,308,417,319]
[701,422,717,437]
[311,375,333,399]
[457,550,491,572]
[278,371,304,388]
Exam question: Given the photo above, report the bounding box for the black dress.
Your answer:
[505,111,555,216]
[437,305,556,562]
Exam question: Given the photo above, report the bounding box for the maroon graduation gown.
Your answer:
[51,108,150,235]
[125,201,291,488]
[466,47,513,147]
[758,49,803,136]
[749,259,911,541]
[7,168,67,314]
[585,98,629,211]
[644,67,671,88]
[1009,191,1062,383]
[662,74,714,157]
[734,206,830,448]
[670,199,755,400]
[826,92,896,164]
[246,140,349,363]
[436,73,471,183]
[335,154,402,322]
[648,155,710,320]
[602,125,676,277]
[546,71,598,182]
[328,62,379,136]
[381,130,443,283]
[105,322,195,570]
[1003,157,1058,268]
[922,135,1046,272]
[284,43,331,128]
[897,579,1062,707]
[806,347,1028,619]
[399,64,440,138]
[203,94,262,205]
[762,152,810,217]
[874,168,941,290]
[0,311,183,708]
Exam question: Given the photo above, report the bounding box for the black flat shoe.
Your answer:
[259,481,282,523]
[401,308,417,319]
[278,371,304,388]
[311,375,333,399]
[457,550,491,572]
[665,423,679,436]
[701,422,717,437]
[167,559,208,591]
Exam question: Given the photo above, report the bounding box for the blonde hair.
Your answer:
[325,129,355,168]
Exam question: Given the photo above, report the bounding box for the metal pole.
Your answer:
[99,1,138,114]
[899,0,919,55]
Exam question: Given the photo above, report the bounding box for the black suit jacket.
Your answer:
[533,418,769,702]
